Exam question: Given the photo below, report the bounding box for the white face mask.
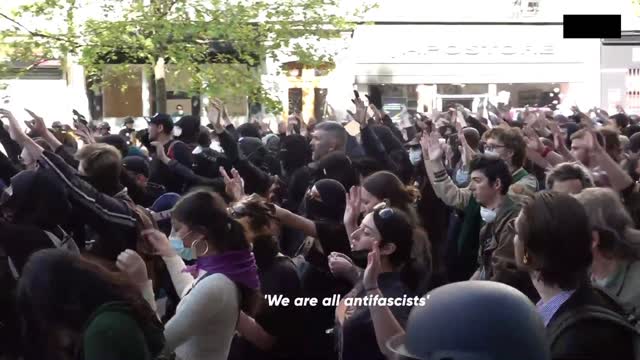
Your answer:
[484,149,499,157]
[173,126,183,137]
[480,206,497,223]
[409,148,422,165]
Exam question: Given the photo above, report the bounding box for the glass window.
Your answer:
[496,83,565,108]
[436,84,488,95]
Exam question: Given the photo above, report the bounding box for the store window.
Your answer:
[496,83,565,109]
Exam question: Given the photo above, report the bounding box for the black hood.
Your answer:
[2,169,71,229]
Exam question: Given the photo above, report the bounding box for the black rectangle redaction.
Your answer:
[563,14,621,38]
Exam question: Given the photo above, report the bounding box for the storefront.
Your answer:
[349,24,600,116]
[601,33,640,114]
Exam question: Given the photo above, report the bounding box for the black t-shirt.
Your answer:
[149,140,193,193]
[338,273,414,360]
[228,255,304,360]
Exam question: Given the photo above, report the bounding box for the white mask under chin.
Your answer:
[173,126,183,137]
[484,149,499,157]
[480,206,497,223]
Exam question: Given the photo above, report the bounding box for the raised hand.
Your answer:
[142,229,175,257]
[207,99,223,131]
[351,90,368,125]
[0,108,25,142]
[328,252,357,281]
[220,166,245,202]
[523,126,543,153]
[363,241,382,290]
[74,121,95,144]
[150,141,170,164]
[116,249,149,288]
[344,186,362,228]
[424,131,444,161]
[23,109,48,137]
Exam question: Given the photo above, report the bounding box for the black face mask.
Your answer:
[304,197,334,222]
[351,249,370,269]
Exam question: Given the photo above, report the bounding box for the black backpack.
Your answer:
[549,304,640,360]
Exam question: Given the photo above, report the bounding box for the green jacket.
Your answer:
[82,302,165,360]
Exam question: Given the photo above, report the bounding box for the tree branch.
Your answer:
[0,12,81,48]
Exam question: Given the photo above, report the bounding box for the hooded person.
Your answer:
[261,133,280,154]
[175,115,201,151]
[239,136,280,176]
[279,134,312,178]
[237,123,262,140]
[0,169,79,273]
[310,152,359,194]
[0,170,80,358]
[273,178,353,360]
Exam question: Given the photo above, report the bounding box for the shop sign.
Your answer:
[394,44,555,59]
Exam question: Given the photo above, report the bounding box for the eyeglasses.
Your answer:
[484,143,506,152]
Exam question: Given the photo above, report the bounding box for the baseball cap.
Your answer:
[122,156,150,178]
[51,121,63,129]
[99,122,111,130]
[124,117,135,125]
[148,113,174,133]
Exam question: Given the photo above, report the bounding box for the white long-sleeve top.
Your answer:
[159,255,241,360]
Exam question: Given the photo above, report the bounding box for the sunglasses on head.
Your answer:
[373,201,395,219]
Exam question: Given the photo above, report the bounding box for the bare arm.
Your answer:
[236,312,276,351]
[274,204,317,238]
[368,288,405,359]
[1,109,44,161]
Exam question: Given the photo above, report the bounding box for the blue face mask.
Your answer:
[455,169,470,185]
[169,236,195,261]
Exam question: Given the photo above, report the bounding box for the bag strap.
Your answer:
[549,305,639,347]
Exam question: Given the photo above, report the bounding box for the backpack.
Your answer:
[8,226,79,280]
[549,304,640,360]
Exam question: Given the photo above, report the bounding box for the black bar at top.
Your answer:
[563,14,621,39]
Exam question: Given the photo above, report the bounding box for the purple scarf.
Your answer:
[183,250,260,290]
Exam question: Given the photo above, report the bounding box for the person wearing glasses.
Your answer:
[422,127,538,288]
[334,203,425,360]
[226,194,304,360]
[513,191,634,360]
[424,131,537,300]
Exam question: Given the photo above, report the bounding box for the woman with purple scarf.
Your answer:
[117,190,262,360]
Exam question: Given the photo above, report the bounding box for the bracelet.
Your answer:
[364,286,378,292]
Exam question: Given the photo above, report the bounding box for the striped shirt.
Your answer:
[536,290,576,327]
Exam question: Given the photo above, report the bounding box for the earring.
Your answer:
[191,239,209,257]
[523,252,529,265]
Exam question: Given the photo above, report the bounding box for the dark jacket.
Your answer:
[149,139,193,193]
[218,129,272,196]
[37,150,138,260]
[477,195,537,301]
[547,284,635,360]
[82,302,165,360]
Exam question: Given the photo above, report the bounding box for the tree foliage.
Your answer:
[0,0,374,113]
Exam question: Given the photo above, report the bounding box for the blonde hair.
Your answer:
[75,143,123,194]
[574,187,640,260]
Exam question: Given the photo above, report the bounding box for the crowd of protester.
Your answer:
[1,92,640,360]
